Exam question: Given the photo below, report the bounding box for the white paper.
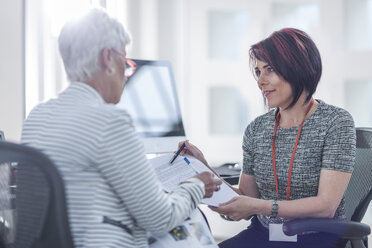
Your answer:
[148,208,218,248]
[150,154,198,192]
[149,154,239,207]
[269,224,297,242]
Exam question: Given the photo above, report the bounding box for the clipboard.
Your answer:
[149,154,239,207]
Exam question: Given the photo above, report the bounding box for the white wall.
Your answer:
[0,0,24,142]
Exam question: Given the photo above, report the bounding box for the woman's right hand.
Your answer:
[209,195,259,221]
[194,171,222,198]
[178,140,209,166]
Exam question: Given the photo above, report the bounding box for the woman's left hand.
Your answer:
[209,195,256,221]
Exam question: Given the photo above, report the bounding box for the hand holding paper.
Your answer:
[149,154,239,207]
[182,157,222,198]
[185,156,239,206]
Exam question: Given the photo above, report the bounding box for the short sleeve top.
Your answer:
[242,100,356,228]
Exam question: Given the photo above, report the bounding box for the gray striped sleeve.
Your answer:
[96,112,204,234]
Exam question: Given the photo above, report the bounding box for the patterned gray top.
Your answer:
[242,100,356,228]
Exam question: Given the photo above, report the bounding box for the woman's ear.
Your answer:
[101,48,115,75]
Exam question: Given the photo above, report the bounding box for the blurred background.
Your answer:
[0,0,371,241]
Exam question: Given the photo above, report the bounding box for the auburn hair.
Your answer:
[249,28,322,109]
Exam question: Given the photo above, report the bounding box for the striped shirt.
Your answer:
[21,82,204,248]
[242,100,356,228]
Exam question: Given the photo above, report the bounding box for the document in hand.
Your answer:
[149,154,239,207]
[148,208,218,248]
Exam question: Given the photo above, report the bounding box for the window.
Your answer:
[344,80,372,127]
[344,0,372,50]
[269,3,320,34]
[25,0,128,116]
[208,10,250,60]
[209,86,249,135]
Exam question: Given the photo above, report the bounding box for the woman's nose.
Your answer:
[257,76,266,88]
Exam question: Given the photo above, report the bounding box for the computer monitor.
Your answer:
[116,59,186,154]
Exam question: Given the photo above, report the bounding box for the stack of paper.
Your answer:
[149,154,239,207]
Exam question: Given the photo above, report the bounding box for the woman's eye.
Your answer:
[267,67,274,73]
[254,70,261,78]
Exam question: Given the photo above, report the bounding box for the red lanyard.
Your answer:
[272,98,314,200]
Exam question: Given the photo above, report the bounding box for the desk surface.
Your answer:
[214,166,240,185]
[221,175,239,185]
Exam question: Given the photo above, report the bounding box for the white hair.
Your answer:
[58,8,131,82]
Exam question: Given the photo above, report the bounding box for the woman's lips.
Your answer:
[263,90,275,97]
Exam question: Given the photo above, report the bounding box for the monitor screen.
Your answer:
[116,60,186,153]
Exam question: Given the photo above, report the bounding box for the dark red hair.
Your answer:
[249,28,322,109]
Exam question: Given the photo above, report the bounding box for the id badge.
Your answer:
[269,224,297,242]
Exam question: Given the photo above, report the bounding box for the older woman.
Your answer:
[21,8,221,248]
[180,28,356,248]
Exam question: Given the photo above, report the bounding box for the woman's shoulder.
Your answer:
[244,109,276,136]
[100,104,133,123]
[81,103,134,130]
[316,100,354,124]
[252,108,276,125]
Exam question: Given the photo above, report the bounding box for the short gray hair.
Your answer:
[58,8,131,82]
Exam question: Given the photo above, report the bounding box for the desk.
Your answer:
[221,175,240,185]
[214,166,240,185]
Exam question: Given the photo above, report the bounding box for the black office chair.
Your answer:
[0,160,14,248]
[0,136,16,248]
[283,127,372,248]
[0,141,74,248]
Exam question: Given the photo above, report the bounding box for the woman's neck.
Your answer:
[278,93,317,128]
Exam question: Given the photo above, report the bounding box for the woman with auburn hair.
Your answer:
[179,28,356,248]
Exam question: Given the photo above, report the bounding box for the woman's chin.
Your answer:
[266,100,277,109]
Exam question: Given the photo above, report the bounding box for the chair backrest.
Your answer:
[343,127,372,222]
[0,141,16,248]
[0,141,74,248]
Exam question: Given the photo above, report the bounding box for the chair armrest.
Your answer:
[282,219,371,240]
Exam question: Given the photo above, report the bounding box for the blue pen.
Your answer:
[184,157,199,174]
